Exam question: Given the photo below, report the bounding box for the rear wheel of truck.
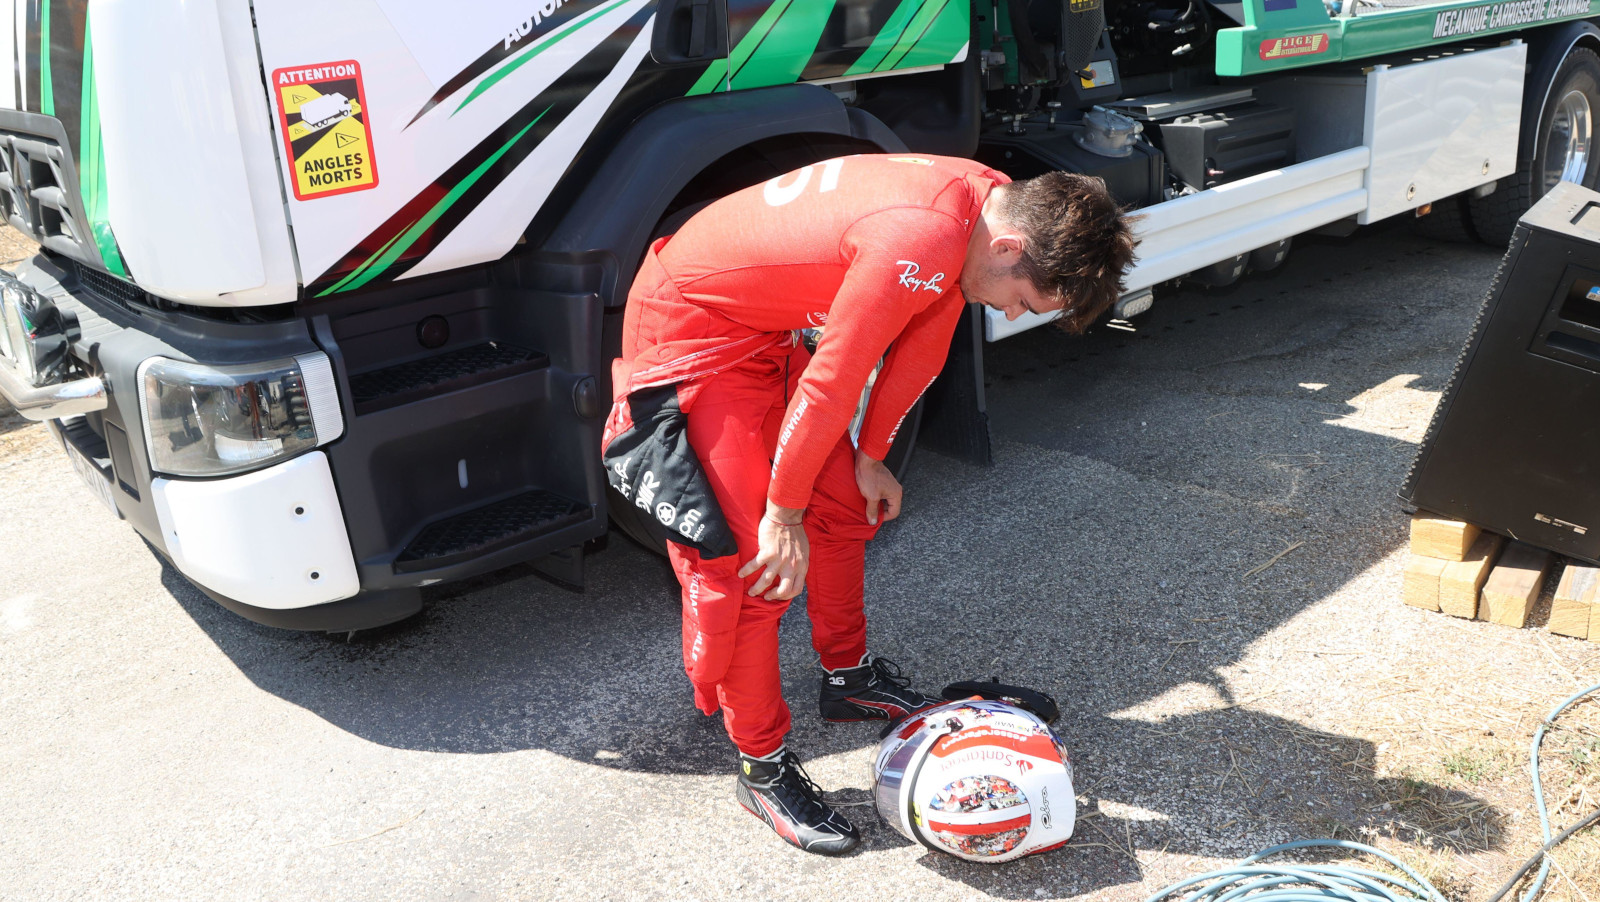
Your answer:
[1469,47,1600,246]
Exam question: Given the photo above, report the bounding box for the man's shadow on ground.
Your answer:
[157,225,1508,897]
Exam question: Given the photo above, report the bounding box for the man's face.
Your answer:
[959,234,1065,322]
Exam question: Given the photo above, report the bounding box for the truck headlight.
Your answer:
[0,282,25,368]
[0,271,80,385]
[138,353,344,477]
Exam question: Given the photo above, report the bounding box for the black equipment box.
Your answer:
[1156,102,1295,191]
[976,125,1164,208]
[1403,180,1600,565]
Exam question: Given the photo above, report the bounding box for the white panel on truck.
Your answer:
[151,451,360,610]
[0,5,15,111]
[252,0,653,295]
[214,0,299,305]
[400,10,653,281]
[986,148,1372,342]
[94,0,272,302]
[1361,43,1525,224]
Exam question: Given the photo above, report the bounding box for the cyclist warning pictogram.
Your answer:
[271,60,379,201]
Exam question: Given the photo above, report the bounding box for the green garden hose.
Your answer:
[1142,681,1600,902]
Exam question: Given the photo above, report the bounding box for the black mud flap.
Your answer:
[918,304,992,466]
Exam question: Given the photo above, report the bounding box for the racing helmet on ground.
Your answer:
[871,697,1076,862]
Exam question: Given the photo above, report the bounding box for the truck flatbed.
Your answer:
[1217,0,1597,76]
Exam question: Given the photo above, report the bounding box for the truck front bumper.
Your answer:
[7,255,396,629]
[0,354,107,420]
[10,250,607,631]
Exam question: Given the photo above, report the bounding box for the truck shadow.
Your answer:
[160,223,1513,896]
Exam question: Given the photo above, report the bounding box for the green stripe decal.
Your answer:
[454,0,632,116]
[77,14,126,278]
[689,0,799,96]
[315,110,548,297]
[875,0,956,72]
[320,218,417,296]
[727,0,835,89]
[713,0,793,90]
[845,0,927,75]
[686,58,729,95]
[691,0,971,95]
[38,0,51,115]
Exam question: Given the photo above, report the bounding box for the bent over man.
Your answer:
[604,154,1136,855]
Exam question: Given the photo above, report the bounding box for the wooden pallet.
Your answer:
[1403,514,1600,639]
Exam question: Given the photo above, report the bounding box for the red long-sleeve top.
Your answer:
[655,154,1007,509]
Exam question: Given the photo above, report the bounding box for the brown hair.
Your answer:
[995,172,1139,334]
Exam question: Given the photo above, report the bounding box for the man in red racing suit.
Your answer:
[606,153,1136,855]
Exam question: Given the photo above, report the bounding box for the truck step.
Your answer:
[394,488,589,572]
[348,342,549,415]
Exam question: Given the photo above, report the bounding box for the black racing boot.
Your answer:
[819,655,942,723]
[735,748,860,856]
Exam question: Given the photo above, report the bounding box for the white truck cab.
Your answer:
[3,0,1597,629]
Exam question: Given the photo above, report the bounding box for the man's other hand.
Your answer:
[739,503,810,600]
[855,451,902,526]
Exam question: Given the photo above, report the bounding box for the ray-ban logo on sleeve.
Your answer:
[896,260,946,294]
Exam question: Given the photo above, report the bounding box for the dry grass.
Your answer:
[1345,686,1600,901]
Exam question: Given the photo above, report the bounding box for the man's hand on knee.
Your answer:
[740,502,810,600]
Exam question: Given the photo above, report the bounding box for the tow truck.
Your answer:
[1,0,1595,629]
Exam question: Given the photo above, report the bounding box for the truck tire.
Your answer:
[1469,47,1600,246]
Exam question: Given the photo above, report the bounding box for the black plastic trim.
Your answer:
[0,109,97,269]
[192,583,423,633]
[541,84,905,307]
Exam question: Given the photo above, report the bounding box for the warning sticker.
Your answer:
[271,60,379,201]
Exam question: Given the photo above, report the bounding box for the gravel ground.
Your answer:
[1,221,1598,901]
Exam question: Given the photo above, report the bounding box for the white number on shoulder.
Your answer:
[763,158,844,207]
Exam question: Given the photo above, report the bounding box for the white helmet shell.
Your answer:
[872,698,1075,862]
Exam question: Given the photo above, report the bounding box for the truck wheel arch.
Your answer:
[1470,23,1600,244]
[1519,20,1600,168]
[540,83,911,553]
[539,83,907,310]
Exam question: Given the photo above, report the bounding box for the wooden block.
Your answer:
[1410,515,1483,561]
[1480,542,1555,628]
[1439,533,1505,619]
[1591,592,1600,643]
[1549,563,1599,639]
[1402,554,1449,611]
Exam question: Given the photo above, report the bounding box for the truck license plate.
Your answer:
[65,441,119,517]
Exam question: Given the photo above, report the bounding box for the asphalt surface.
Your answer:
[3,223,1594,901]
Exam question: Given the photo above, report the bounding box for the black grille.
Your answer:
[70,259,148,307]
[348,342,548,414]
[395,489,589,571]
[0,130,95,262]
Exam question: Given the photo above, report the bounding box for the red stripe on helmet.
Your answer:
[927,813,1031,836]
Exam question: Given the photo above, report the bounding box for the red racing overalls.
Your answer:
[605,154,1008,756]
